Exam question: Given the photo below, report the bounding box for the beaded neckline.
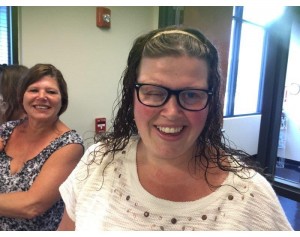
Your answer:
[108,139,254,231]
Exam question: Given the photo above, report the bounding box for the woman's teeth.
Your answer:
[157,126,183,134]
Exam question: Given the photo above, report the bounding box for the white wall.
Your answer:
[223,115,261,155]
[19,6,158,147]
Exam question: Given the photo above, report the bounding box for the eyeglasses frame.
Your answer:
[134,82,213,111]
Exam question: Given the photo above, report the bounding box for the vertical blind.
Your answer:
[0,6,9,64]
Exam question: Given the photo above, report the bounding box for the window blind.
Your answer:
[0,6,9,64]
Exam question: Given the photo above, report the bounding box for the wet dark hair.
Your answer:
[111,27,221,147]
[0,64,29,123]
[18,63,68,117]
[94,26,260,187]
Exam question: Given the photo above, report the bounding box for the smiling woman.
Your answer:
[57,26,293,231]
[0,63,84,230]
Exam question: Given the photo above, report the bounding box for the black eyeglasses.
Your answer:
[134,83,213,111]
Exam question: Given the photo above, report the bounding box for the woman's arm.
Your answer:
[57,208,75,230]
[0,143,84,219]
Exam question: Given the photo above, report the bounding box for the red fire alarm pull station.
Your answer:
[95,118,106,133]
[96,7,111,28]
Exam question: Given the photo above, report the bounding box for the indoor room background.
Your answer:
[18,6,259,153]
[19,6,159,147]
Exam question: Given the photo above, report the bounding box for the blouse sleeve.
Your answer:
[0,120,20,145]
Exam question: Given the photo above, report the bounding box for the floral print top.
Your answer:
[0,119,84,231]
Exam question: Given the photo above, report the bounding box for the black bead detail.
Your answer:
[144,211,150,217]
[171,218,177,224]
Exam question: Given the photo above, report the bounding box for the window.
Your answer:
[0,6,18,65]
[0,6,9,64]
[224,6,285,117]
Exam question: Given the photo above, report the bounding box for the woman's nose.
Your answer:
[38,91,47,100]
[161,95,182,116]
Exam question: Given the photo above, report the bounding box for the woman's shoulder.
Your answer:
[78,136,138,168]
[47,129,83,150]
[0,119,24,143]
[56,120,81,140]
[231,167,279,202]
[0,118,23,130]
[53,120,83,143]
[61,129,83,143]
[247,171,277,195]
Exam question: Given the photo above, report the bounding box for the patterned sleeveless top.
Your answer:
[0,119,84,230]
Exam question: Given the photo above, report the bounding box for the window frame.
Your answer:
[225,6,268,117]
[0,6,18,65]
